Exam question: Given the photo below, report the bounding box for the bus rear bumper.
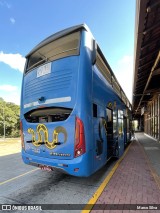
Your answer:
[21,150,92,177]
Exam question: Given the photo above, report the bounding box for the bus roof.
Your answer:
[25,24,132,109]
[26,24,93,58]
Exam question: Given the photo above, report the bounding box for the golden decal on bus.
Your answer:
[27,124,67,149]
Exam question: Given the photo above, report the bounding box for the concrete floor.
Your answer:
[0,133,159,212]
[135,132,160,177]
[0,152,116,213]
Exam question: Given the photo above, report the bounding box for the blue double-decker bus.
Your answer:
[20,24,132,177]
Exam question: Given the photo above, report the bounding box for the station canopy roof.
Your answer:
[132,0,160,117]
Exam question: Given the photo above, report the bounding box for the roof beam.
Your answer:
[139,59,155,69]
[147,1,160,13]
[132,0,148,103]
[135,51,160,114]
[133,93,150,96]
[137,73,149,80]
[140,49,159,61]
[152,68,160,76]
[143,21,160,35]
[141,36,160,50]
[136,78,149,85]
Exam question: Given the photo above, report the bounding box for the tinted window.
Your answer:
[24,107,72,123]
[93,103,97,117]
[26,31,80,73]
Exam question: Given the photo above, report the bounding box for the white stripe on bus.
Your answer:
[24,96,71,108]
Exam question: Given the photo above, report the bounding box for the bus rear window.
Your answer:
[26,31,80,73]
[24,107,72,123]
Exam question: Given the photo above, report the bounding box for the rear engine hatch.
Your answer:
[23,107,75,160]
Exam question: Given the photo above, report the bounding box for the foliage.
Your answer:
[0,98,20,137]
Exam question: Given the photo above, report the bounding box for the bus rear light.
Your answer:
[20,121,24,149]
[74,117,86,158]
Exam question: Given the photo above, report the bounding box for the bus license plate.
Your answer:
[40,165,52,171]
[37,62,51,78]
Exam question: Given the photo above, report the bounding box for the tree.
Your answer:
[0,98,20,137]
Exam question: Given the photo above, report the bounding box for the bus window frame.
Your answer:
[25,31,81,74]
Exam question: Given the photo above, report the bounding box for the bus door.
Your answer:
[118,110,124,157]
[127,116,132,143]
[93,104,107,170]
[106,108,114,159]
[123,116,127,146]
[113,109,118,157]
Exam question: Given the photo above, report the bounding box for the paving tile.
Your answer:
[90,139,160,213]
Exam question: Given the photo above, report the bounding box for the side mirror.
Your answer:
[92,39,97,65]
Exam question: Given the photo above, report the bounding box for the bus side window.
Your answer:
[93,103,97,117]
[118,110,123,136]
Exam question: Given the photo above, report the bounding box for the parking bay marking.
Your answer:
[0,168,39,186]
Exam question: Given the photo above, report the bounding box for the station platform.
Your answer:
[86,132,160,212]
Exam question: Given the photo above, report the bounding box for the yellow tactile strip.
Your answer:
[82,142,132,213]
